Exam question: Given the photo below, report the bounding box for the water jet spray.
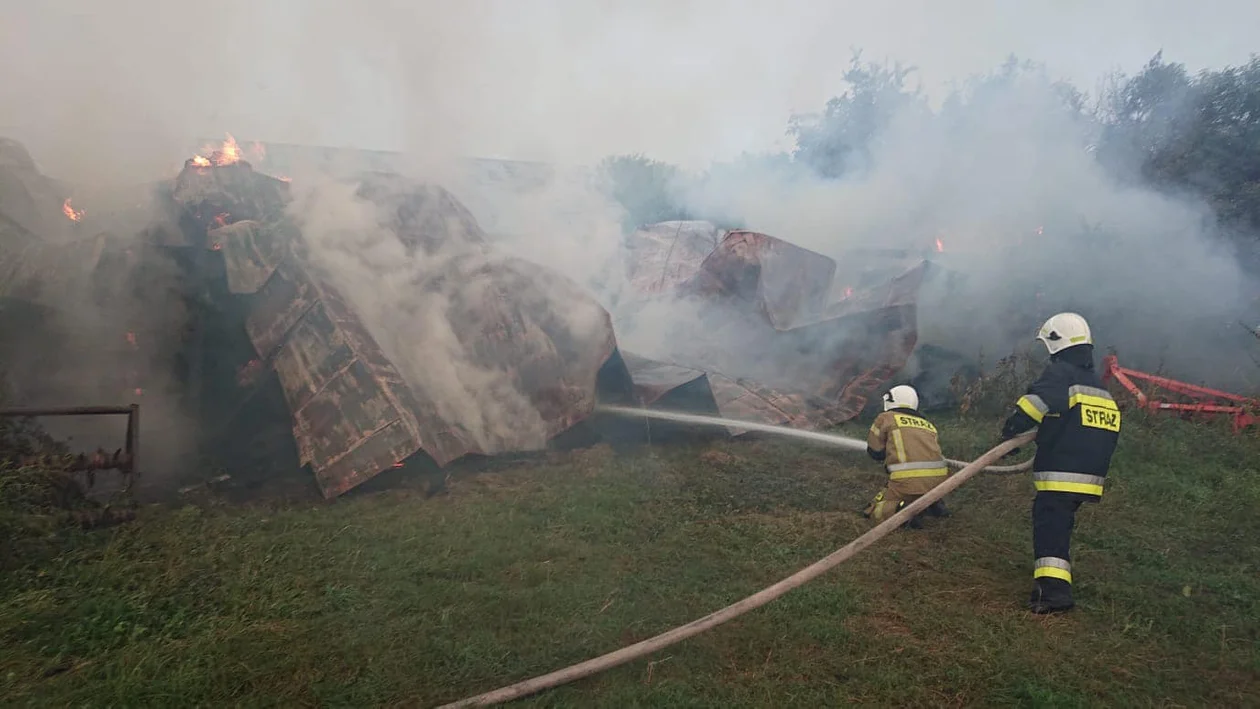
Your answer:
[596,404,869,451]
[595,404,1032,473]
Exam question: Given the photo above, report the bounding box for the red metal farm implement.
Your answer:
[1101,355,1260,434]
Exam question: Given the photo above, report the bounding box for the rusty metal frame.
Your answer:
[0,404,139,489]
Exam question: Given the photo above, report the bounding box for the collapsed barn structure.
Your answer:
[1,137,936,499]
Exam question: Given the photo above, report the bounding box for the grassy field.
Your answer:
[2,412,1258,707]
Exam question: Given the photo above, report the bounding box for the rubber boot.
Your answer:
[901,502,924,529]
[925,500,950,518]
[1029,578,1074,614]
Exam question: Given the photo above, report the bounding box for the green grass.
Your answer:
[2,413,1259,707]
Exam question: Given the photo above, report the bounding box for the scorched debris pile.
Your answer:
[0,138,187,414]
[614,221,928,432]
[1,138,933,499]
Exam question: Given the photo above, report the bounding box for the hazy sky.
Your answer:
[1,0,1257,175]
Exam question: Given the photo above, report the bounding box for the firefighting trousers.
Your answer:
[865,487,920,522]
[1032,491,1085,587]
[864,473,949,523]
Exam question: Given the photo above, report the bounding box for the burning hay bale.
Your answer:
[4,134,936,500]
[172,142,291,234]
[614,223,928,429]
[351,171,488,254]
[175,155,630,498]
[680,229,839,329]
[0,137,75,244]
[622,220,724,294]
[619,353,846,436]
[0,137,190,415]
[209,220,285,293]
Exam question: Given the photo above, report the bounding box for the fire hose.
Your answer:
[436,430,1036,708]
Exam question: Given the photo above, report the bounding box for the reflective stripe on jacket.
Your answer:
[868,408,949,495]
[1002,345,1121,500]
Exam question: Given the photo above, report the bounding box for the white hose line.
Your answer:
[595,404,1034,475]
[436,430,1037,708]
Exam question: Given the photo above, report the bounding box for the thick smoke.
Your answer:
[0,134,195,484]
[10,2,1260,178]
[2,0,1259,478]
[668,66,1258,388]
[448,162,632,304]
[285,172,614,454]
[691,65,1242,395]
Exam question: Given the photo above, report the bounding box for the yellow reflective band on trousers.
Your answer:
[1033,471,1105,497]
[888,467,949,480]
[1034,556,1072,583]
[1017,394,1048,423]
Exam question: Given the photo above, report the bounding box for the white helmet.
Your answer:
[882,384,919,412]
[1037,312,1092,355]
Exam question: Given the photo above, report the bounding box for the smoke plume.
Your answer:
[668,64,1257,387]
[2,0,1259,482]
[285,172,615,455]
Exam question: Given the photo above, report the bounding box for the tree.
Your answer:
[788,51,928,179]
[1096,52,1260,237]
[942,55,1088,121]
[1095,52,1198,182]
[595,154,690,233]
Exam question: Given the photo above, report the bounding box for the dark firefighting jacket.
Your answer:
[1001,344,1121,500]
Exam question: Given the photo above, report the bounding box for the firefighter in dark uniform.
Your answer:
[864,385,952,529]
[1001,312,1122,614]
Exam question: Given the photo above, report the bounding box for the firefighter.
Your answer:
[863,384,951,529]
[1001,312,1122,614]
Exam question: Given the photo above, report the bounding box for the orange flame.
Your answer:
[211,242,222,251]
[276,175,292,183]
[935,238,944,252]
[248,141,266,163]
[134,388,144,397]
[213,212,231,228]
[213,133,241,166]
[843,286,854,298]
[125,331,137,347]
[62,198,84,222]
[189,134,243,169]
